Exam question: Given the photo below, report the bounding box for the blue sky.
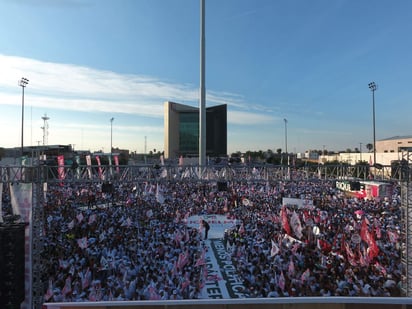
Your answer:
[0,0,411,155]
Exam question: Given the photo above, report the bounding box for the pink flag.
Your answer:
[149,286,160,300]
[44,279,54,301]
[114,155,120,173]
[181,272,191,291]
[278,271,285,291]
[374,261,387,276]
[82,268,91,289]
[195,249,206,267]
[96,155,103,180]
[301,268,310,283]
[290,211,303,239]
[387,230,399,243]
[77,237,88,249]
[270,239,280,257]
[57,155,65,184]
[59,259,69,269]
[68,220,75,230]
[288,259,295,277]
[88,214,97,225]
[62,276,72,296]
[86,154,92,179]
[239,223,245,235]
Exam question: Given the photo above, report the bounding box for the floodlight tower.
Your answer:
[41,114,50,146]
[19,77,29,156]
[368,82,377,166]
[199,0,206,168]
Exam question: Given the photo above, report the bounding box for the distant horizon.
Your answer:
[0,141,401,156]
[1,1,412,154]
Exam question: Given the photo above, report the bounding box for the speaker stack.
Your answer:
[0,223,26,309]
[217,181,227,191]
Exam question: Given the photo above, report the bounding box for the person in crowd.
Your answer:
[1,168,400,302]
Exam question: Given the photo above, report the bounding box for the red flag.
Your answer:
[317,238,332,254]
[360,219,379,259]
[344,240,358,266]
[358,248,369,267]
[281,206,291,235]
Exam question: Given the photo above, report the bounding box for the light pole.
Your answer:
[110,117,114,162]
[368,82,377,166]
[284,118,289,179]
[19,77,29,157]
[284,118,288,155]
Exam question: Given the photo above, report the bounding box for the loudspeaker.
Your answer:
[350,181,361,191]
[0,223,26,308]
[217,181,227,191]
[391,160,409,180]
[102,182,113,193]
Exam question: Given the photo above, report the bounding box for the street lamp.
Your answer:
[19,77,29,157]
[368,82,377,166]
[284,118,289,179]
[284,118,288,155]
[110,117,114,162]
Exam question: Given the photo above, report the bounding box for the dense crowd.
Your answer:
[1,169,404,301]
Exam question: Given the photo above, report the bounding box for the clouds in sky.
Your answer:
[0,54,275,120]
[0,54,276,152]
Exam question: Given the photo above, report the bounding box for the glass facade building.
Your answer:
[164,101,227,159]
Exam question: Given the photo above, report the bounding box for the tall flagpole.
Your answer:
[199,0,206,169]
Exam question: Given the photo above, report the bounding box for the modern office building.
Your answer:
[164,101,227,159]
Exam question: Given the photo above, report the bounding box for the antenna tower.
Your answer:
[41,113,50,146]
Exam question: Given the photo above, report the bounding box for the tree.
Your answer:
[366,143,373,152]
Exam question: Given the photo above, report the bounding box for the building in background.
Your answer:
[164,101,227,159]
[376,135,412,153]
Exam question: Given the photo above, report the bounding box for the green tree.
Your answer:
[366,143,373,152]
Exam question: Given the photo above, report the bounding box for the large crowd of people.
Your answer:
[1,168,404,301]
